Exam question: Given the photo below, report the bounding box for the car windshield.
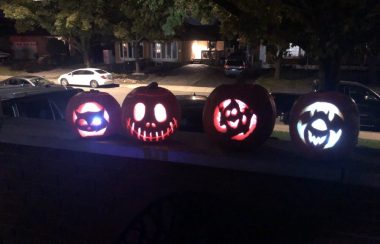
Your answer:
[226,60,244,66]
[95,69,107,74]
[30,77,53,85]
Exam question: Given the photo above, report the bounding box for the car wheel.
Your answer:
[90,80,99,88]
[61,78,69,86]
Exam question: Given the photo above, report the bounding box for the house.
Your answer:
[9,35,53,60]
[114,22,225,65]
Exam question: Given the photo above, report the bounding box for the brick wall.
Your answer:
[0,142,379,243]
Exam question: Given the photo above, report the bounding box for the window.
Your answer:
[156,43,162,59]
[162,43,166,59]
[152,41,178,61]
[16,98,53,120]
[172,42,177,59]
[95,69,107,74]
[120,42,143,60]
[72,70,84,75]
[167,43,172,59]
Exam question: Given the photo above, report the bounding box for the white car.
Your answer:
[58,68,113,88]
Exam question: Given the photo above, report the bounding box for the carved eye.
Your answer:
[134,103,145,121]
[78,119,88,126]
[154,103,167,122]
[311,118,327,131]
[91,117,103,126]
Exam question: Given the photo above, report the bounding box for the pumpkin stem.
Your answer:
[148,82,158,89]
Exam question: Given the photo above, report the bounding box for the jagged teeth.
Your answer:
[308,131,327,146]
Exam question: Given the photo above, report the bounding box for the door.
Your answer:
[81,70,95,86]
[71,70,85,85]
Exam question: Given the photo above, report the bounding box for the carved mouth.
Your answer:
[126,118,178,142]
[297,102,344,149]
[77,128,107,138]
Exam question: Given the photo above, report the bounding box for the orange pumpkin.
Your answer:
[289,91,359,157]
[203,83,276,149]
[121,82,181,142]
[65,90,121,138]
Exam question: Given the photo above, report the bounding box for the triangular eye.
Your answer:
[154,103,167,122]
[133,102,145,121]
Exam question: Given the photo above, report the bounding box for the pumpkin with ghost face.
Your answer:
[65,90,121,138]
[122,82,181,142]
[289,91,359,157]
[203,83,276,149]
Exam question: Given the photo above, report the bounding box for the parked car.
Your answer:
[272,81,380,131]
[224,58,247,77]
[0,85,83,120]
[0,51,10,61]
[58,68,113,88]
[0,76,54,87]
[176,93,208,132]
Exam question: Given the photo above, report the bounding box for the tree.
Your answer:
[179,0,296,80]
[112,0,186,73]
[203,0,379,88]
[0,0,114,67]
[283,0,380,89]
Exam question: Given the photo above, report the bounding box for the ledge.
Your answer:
[0,117,379,188]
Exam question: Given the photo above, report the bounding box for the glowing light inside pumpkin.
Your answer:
[213,99,257,141]
[296,102,344,149]
[127,101,177,142]
[154,103,167,122]
[311,119,327,131]
[127,117,178,142]
[91,117,103,126]
[134,103,145,121]
[72,102,110,138]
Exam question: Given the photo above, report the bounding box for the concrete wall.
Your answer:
[0,118,379,243]
[0,142,379,243]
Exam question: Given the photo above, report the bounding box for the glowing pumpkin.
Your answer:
[65,90,121,138]
[121,82,181,142]
[289,91,359,157]
[203,83,276,149]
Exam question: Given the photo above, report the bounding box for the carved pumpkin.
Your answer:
[203,83,276,149]
[65,90,121,138]
[289,91,359,157]
[121,82,181,142]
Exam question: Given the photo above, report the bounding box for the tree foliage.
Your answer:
[208,0,380,88]
[0,0,114,66]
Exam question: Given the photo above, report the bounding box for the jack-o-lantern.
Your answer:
[289,91,359,157]
[65,90,121,138]
[203,83,276,149]
[121,82,181,142]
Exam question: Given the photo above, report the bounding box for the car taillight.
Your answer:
[100,75,107,79]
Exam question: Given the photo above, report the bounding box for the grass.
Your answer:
[0,66,25,76]
[358,138,380,149]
